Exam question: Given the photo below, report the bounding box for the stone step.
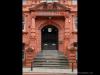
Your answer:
[40,52,63,54]
[37,54,65,57]
[33,50,69,69]
[33,63,68,65]
[38,51,63,55]
[32,66,69,69]
[33,61,68,64]
[38,52,64,54]
[33,62,69,65]
[33,65,69,67]
[35,57,66,59]
[36,57,66,59]
[34,62,68,64]
[33,61,68,63]
[34,57,67,60]
[37,55,65,57]
[33,60,68,62]
[35,55,66,58]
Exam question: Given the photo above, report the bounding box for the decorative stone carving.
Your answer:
[26,47,34,53]
[30,2,70,11]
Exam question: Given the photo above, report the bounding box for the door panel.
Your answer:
[43,42,57,50]
[41,25,58,50]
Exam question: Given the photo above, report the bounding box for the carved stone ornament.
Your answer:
[70,47,76,51]
[26,47,33,53]
[69,46,76,54]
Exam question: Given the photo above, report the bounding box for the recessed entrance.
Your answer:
[41,25,58,50]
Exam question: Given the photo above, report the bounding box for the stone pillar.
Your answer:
[68,15,73,46]
[64,16,71,56]
[64,15,77,68]
[24,16,37,67]
[29,16,36,51]
[26,13,32,46]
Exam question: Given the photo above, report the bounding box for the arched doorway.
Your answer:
[41,25,58,50]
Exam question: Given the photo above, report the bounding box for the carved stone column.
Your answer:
[24,16,36,67]
[64,16,71,56]
[29,16,36,50]
[69,15,74,45]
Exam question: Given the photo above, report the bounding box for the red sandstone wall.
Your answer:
[22,0,77,68]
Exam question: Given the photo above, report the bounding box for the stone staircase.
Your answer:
[32,50,69,69]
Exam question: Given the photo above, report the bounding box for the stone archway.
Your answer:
[37,21,64,52]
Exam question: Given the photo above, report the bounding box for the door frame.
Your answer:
[41,25,58,50]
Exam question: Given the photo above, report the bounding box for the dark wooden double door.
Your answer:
[41,25,58,50]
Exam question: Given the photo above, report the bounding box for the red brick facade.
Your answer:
[23,0,77,68]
